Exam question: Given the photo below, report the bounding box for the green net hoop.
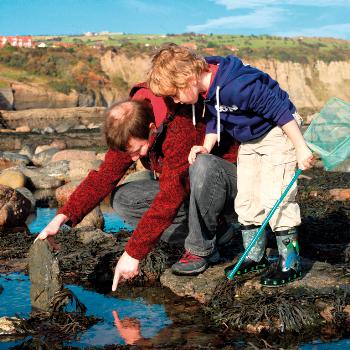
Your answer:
[304,97,350,170]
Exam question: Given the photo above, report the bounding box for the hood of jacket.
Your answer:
[203,56,296,142]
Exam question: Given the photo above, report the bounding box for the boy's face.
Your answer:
[170,77,199,104]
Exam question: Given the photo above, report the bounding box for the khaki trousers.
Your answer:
[235,126,301,231]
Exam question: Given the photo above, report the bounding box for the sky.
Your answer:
[0,0,350,39]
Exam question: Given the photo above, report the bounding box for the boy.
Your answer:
[148,44,313,286]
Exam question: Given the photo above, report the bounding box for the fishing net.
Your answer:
[304,97,350,170]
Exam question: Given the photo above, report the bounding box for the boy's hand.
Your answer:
[112,251,140,291]
[296,146,314,170]
[188,145,209,164]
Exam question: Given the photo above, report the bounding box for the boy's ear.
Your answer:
[188,75,198,86]
[149,122,157,132]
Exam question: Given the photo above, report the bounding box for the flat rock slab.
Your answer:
[160,259,350,305]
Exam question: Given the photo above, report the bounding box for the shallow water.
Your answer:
[5,206,350,349]
[0,273,171,348]
[26,206,132,234]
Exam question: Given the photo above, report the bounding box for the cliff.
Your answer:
[1,51,349,114]
[100,51,350,113]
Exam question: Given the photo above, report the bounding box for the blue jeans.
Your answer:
[111,155,237,256]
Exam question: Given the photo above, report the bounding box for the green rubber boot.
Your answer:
[261,228,302,287]
[225,225,268,276]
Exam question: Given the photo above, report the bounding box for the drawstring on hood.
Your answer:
[216,86,221,145]
[192,104,196,126]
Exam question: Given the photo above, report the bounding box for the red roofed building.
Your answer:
[0,36,35,48]
[181,42,197,50]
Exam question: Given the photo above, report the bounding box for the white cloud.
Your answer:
[214,0,350,9]
[277,22,350,39]
[187,7,286,32]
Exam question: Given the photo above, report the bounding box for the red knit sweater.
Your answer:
[58,85,239,260]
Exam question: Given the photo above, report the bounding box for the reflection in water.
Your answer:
[65,284,170,347]
[0,273,170,348]
[112,310,142,345]
[26,206,133,234]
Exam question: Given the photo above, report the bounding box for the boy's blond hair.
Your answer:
[148,43,209,96]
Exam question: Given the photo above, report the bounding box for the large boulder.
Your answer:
[0,184,31,227]
[55,181,81,206]
[16,187,35,212]
[0,169,26,189]
[51,149,97,162]
[55,181,104,230]
[76,206,104,230]
[19,166,64,190]
[68,159,102,181]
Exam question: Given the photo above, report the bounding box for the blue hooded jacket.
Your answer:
[204,56,297,143]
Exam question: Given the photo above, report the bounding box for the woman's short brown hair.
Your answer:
[148,43,209,97]
[104,99,155,151]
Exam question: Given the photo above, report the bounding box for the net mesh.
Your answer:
[304,97,350,170]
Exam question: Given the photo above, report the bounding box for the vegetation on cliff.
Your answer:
[0,34,350,97]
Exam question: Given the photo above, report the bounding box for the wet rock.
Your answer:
[32,148,60,166]
[77,228,108,245]
[28,239,63,312]
[329,188,350,201]
[41,160,70,179]
[51,149,97,162]
[55,181,81,206]
[160,262,233,305]
[19,166,64,190]
[16,187,35,212]
[50,140,67,150]
[0,316,26,335]
[18,144,35,160]
[0,151,31,170]
[0,169,26,189]
[0,185,31,227]
[68,159,102,181]
[76,206,104,230]
[34,144,53,154]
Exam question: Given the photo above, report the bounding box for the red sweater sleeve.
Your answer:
[58,149,133,226]
[125,115,197,260]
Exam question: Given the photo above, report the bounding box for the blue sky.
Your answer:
[1,0,349,39]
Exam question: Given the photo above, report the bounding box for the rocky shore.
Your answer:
[0,130,349,348]
[0,113,349,348]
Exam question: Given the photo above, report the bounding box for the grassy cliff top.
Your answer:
[35,33,350,62]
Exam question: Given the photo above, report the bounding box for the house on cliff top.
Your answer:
[0,36,35,48]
